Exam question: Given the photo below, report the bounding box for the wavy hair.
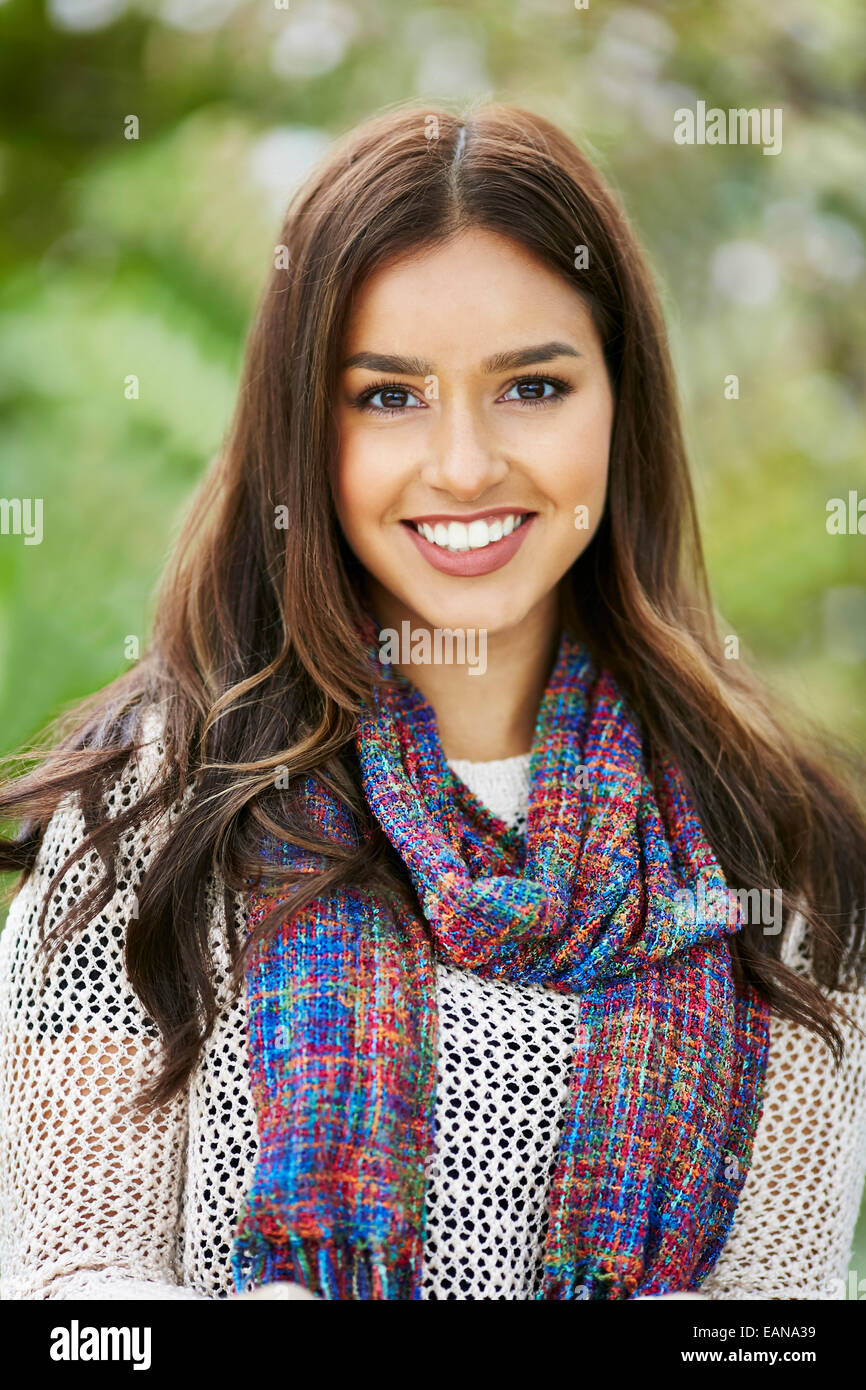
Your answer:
[2,102,865,1108]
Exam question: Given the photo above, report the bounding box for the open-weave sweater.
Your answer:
[1,714,865,1300]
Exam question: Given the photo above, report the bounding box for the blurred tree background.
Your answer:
[0,0,864,1286]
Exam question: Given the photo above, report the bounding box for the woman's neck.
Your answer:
[369,588,562,762]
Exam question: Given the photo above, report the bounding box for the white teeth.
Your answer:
[415,513,527,553]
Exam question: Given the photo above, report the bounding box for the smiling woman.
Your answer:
[335,232,611,650]
[1,102,865,1304]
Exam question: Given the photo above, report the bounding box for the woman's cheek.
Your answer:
[334,437,378,526]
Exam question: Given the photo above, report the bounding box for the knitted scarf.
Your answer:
[231,629,771,1300]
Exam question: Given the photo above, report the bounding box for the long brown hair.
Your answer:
[2,102,865,1109]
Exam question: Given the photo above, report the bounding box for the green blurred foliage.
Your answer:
[0,0,864,1282]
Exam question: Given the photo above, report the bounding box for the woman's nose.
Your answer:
[418,401,509,501]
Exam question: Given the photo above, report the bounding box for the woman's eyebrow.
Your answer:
[341,341,582,375]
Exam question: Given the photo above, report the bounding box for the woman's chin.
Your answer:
[383,594,536,644]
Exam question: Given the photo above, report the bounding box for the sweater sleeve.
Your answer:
[0,721,209,1301]
[703,915,866,1301]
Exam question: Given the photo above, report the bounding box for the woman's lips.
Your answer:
[402,514,536,577]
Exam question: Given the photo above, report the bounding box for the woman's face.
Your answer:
[333,227,614,639]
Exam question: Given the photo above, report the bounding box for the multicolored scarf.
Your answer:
[231,629,771,1300]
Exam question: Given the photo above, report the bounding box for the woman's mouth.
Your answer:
[401,509,536,577]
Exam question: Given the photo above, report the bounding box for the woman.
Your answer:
[1,103,864,1302]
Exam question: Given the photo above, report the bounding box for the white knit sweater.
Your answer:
[1,718,865,1301]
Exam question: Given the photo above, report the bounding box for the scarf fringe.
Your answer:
[541,1256,709,1301]
[232,1232,420,1301]
[540,1257,643,1301]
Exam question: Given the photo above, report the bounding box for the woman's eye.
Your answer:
[502,377,563,403]
[362,385,423,411]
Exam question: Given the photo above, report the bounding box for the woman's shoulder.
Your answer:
[0,726,162,1036]
[0,698,236,1024]
[2,701,174,948]
[778,903,866,1000]
[124,700,175,801]
[90,699,192,847]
